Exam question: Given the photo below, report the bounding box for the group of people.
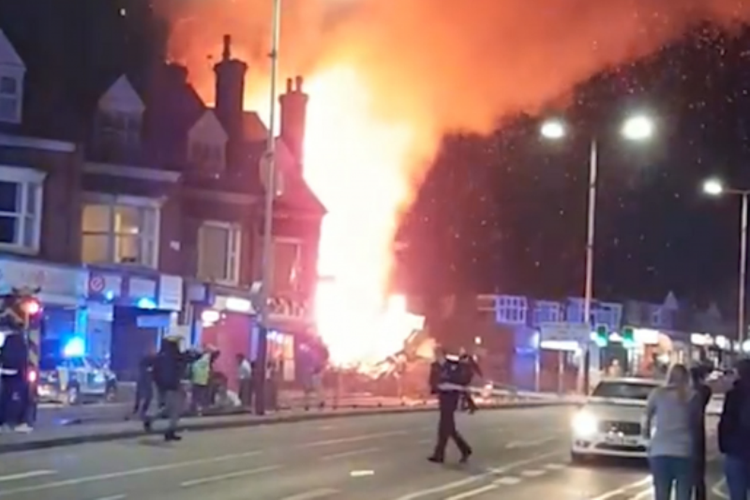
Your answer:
[647,359,750,500]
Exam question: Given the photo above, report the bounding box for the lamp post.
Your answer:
[540,114,655,393]
[702,178,750,345]
[255,0,283,416]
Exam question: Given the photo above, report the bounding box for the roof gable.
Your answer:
[97,75,145,113]
[0,30,24,68]
[188,110,228,143]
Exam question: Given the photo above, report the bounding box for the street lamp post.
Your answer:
[702,178,750,346]
[541,114,654,394]
[255,0,283,416]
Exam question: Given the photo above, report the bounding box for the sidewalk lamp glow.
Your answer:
[540,119,566,140]
[621,115,655,141]
[703,178,724,196]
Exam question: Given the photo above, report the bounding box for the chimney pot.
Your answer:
[222,35,232,61]
[286,78,293,92]
[295,76,303,91]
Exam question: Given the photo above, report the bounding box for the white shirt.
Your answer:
[238,360,252,380]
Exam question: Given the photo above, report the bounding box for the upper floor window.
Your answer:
[97,111,141,148]
[273,238,303,293]
[650,308,662,327]
[533,302,561,325]
[189,141,224,170]
[197,221,241,285]
[0,75,20,123]
[0,166,44,253]
[497,296,527,324]
[81,196,159,267]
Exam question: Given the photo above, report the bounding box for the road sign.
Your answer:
[539,322,590,343]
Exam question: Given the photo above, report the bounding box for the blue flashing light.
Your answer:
[104,290,114,301]
[63,337,86,358]
[137,298,156,309]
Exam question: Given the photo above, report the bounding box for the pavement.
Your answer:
[0,405,730,500]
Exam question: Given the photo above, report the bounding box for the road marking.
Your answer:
[520,469,545,477]
[494,477,521,485]
[180,465,280,488]
[279,489,339,500]
[589,477,652,500]
[711,478,728,499]
[544,463,565,470]
[89,496,126,500]
[321,447,380,461]
[445,485,497,500]
[394,450,562,500]
[0,450,263,496]
[303,431,406,448]
[0,470,56,483]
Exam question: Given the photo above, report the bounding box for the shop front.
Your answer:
[0,257,88,361]
[84,265,183,379]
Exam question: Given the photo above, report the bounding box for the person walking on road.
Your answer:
[146,336,191,441]
[427,347,472,464]
[133,348,156,420]
[718,358,750,500]
[690,365,712,500]
[643,363,696,500]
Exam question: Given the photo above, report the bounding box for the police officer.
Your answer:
[427,346,472,463]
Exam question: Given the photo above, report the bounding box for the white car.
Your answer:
[571,377,660,462]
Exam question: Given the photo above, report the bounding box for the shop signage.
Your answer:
[539,322,589,343]
[0,258,87,305]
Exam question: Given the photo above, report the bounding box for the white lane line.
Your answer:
[711,478,729,499]
[181,465,280,488]
[544,463,565,470]
[0,450,263,496]
[89,496,127,500]
[589,477,652,500]
[302,431,406,448]
[493,477,521,485]
[280,488,340,500]
[394,450,562,500]
[0,470,56,483]
[444,485,497,500]
[321,447,380,461]
[520,469,545,477]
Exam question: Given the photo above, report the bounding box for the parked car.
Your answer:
[37,356,117,405]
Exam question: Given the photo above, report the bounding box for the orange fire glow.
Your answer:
[163,0,750,367]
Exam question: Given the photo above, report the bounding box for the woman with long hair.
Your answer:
[643,363,695,500]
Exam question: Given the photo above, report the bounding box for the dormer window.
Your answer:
[98,111,141,147]
[189,141,224,170]
[0,75,20,123]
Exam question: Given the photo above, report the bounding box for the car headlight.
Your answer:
[572,410,598,437]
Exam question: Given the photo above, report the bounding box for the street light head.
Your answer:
[621,115,654,141]
[702,178,724,196]
[540,119,566,140]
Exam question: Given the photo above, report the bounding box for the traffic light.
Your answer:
[594,325,608,347]
[621,326,635,348]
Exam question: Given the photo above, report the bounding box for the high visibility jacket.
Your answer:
[192,354,210,385]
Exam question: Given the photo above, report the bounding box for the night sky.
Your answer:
[399,23,750,310]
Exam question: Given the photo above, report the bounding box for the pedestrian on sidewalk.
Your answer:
[427,347,472,464]
[690,365,712,500]
[643,363,695,500]
[236,353,253,408]
[146,336,191,441]
[0,330,31,432]
[718,358,750,500]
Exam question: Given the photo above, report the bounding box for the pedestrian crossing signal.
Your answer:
[621,326,635,348]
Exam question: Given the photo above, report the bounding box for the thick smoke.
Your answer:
[161,0,747,133]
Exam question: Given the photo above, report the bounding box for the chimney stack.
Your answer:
[213,35,247,141]
[279,75,309,169]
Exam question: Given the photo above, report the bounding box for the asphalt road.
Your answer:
[0,406,729,500]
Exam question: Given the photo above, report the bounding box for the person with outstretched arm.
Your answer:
[427,347,472,464]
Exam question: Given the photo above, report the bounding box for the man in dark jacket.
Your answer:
[690,365,712,500]
[146,337,192,441]
[427,347,472,464]
[0,331,28,429]
[458,348,481,413]
[718,358,750,500]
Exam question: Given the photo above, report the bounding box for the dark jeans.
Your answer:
[133,382,153,418]
[649,455,693,500]
[0,375,26,427]
[724,456,750,500]
[432,392,471,459]
[693,456,706,500]
[238,379,253,408]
